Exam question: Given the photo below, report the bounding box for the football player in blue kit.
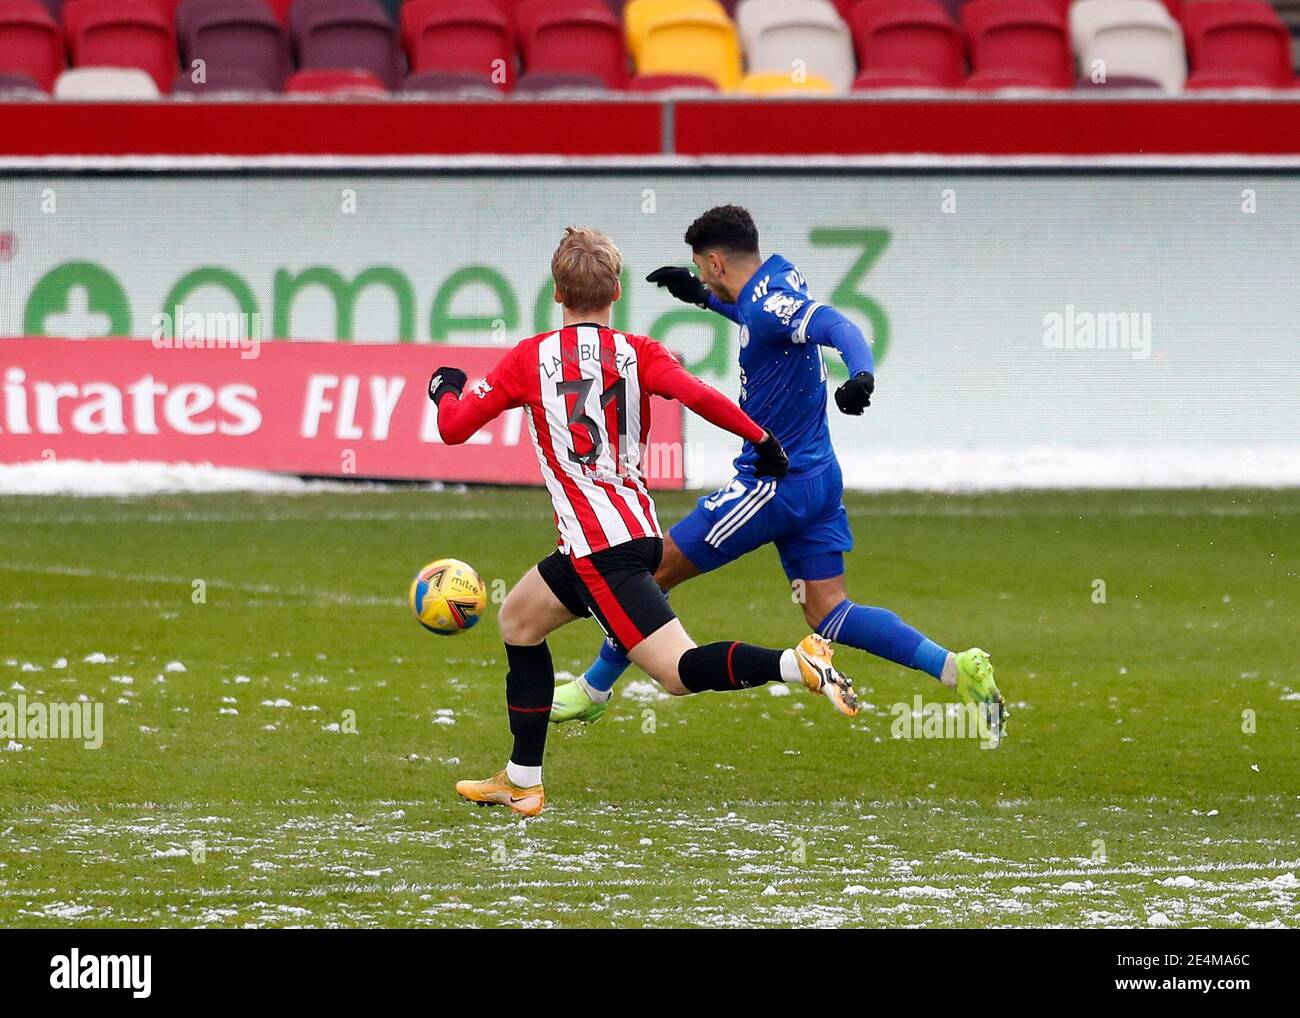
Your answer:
[550,205,1006,738]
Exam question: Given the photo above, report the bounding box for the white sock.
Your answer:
[779,649,803,683]
[940,653,958,689]
[576,674,611,704]
[506,761,542,788]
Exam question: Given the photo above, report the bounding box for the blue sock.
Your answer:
[582,637,631,693]
[815,598,951,680]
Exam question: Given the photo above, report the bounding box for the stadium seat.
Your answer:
[178,0,293,93]
[850,0,965,90]
[736,0,856,93]
[284,66,389,94]
[172,65,274,95]
[514,70,608,93]
[0,68,42,93]
[1073,73,1163,86]
[627,70,719,89]
[0,0,63,93]
[65,0,177,93]
[1182,1,1293,88]
[515,0,628,89]
[401,0,515,90]
[962,0,1073,90]
[62,0,180,30]
[53,65,161,97]
[1070,0,1186,92]
[400,68,504,95]
[737,69,834,92]
[626,0,742,89]
[261,0,292,21]
[292,0,404,90]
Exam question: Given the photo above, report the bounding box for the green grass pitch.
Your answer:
[0,487,1296,928]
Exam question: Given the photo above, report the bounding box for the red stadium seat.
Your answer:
[285,66,389,94]
[1183,1,1292,88]
[850,0,964,90]
[515,0,627,88]
[627,70,718,89]
[401,0,515,89]
[0,0,62,92]
[962,0,1073,90]
[65,0,177,93]
[63,0,179,32]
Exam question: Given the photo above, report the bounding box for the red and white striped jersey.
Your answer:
[435,322,766,558]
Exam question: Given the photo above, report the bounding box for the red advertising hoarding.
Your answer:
[0,339,685,488]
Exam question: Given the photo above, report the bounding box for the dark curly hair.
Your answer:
[684,205,759,255]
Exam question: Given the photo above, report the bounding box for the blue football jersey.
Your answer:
[715,254,836,478]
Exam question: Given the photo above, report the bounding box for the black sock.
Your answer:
[678,641,784,693]
[505,642,553,767]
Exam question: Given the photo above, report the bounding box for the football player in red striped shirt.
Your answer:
[429,227,859,816]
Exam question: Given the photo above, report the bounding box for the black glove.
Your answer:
[753,431,789,479]
[428,366,467,404]
[646,266,710,308]
[834,371,875,416]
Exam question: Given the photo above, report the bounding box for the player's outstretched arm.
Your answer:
[429,356,518,445]
[637,340,788,477]
[645,266,742,324]
[802,305,876,415]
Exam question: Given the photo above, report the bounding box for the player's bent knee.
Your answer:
[628,618,694,695]
[498,593,546,645]
[496,603,532,645]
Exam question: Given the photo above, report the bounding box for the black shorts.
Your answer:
[537,537,675,653]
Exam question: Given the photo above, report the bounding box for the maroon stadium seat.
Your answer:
[0,68,42,92]
[261,0,292,22]
[65,0,177,93]
[178,0,292,92]
[850,0,964,90]
[401,0,515,89]
[172,64,274,94]
[961,0,1072,90]
[514,0,627,89]
[514,69,608,93]
[626,71,718,90]
[284,66,390,94]
[400,68,503,95]
[1183,1,1293,88]
[0,0,62,92]
[292,0,404,90]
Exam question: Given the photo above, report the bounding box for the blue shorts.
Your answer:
[670,461,852,582]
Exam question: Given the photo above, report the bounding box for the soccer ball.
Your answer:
[409,558,487,635]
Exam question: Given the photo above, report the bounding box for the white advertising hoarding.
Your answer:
[2,170,1298,489]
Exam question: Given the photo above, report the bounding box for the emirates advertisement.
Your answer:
[0,338,686,488]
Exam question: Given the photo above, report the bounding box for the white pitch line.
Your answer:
[0,502,1294,528]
